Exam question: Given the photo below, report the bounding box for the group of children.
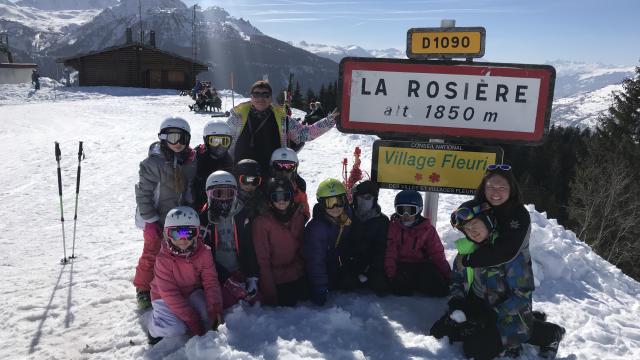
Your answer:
[133,117,565,359]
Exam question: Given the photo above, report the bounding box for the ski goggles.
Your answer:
[159,130,190,145]
[395,204,421,216]
[206,135,232,148]
[320,195,346,209]
[206,186,237,200]
[486,164,512,172]
[251,91,272,99]
[165,226,199,242]
[450,202,491,229]
[272,160,297,173]
[239,174,262,187]
[270,190,293,203]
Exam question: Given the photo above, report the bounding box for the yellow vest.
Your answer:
[234,102,288,146]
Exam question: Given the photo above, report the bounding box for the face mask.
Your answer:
[208,146,227,159]
[356,197,375,213]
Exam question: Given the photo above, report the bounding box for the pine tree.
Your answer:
[291,81,304,109]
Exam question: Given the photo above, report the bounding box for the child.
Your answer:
[270,147,310,220]
[304,178,353,305]
[384,189,450,296]
[200,171,260,308]
[134,117,197,309]
[146,206,223,344]
[430,199,565,359]
[341,179,390,294]
[252,177,309,306]
[233,159,267,219]
[191,120,234,211]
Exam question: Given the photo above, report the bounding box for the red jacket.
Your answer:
[384,216,451,280]
[252,205,307,305]
[150,240,223,336]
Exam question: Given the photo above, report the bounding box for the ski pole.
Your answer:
[55,142,68,265]
[70,141,85,259]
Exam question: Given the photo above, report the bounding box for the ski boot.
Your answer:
[147,330,163,345]
[136,289,152,310]
[539,326,566,359]
[532,310,547,322]
[502,344,522,358]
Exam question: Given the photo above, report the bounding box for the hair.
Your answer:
[250,80,272,94]
[474,167,523,208]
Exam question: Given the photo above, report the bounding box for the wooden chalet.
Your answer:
[58,32,208,90]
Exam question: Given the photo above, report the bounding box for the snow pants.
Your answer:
[390,262,450,297]
[133,230,161,291]
[147,289,212,338]
[275,276,309,307]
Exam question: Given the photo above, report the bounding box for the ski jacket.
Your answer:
[135,142,197,226]
[384,215,450,280]
[252,205,307,305]
[150,240,223,336]
[292,174,310,221]
[462,203,531,268]
[345,205,389,274]
[303,204,353,292]
[451,237,534,348]
[226,102,335,170]
[200,201,259,283]
[191,144,234,212]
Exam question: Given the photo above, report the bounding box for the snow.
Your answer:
[0,1,100,32]
[1,80,639,359]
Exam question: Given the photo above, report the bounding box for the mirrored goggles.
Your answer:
[270,190,292,203]
[251,91,272,99]
[206,135,232,148]
[160,131,190,145]
[395,204,420,216]
[239,174,262,187]
[321,195,346,209]
[272,160,297,173]
[486,164,512,172]
[166,226,199,242]
[206,186,237,200]
[450,202,491,229]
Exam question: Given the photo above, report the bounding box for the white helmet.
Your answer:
[164,206,200,228]
[270,147,298,164]
[206,170,237,189]
[203,120,232,138]
[159,116,191,135]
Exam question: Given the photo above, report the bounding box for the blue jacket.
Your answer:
[303,204,353,292]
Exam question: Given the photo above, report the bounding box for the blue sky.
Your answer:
[185,0,639,66]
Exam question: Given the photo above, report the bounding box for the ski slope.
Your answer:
[1,80,639,360]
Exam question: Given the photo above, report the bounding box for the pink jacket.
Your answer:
[384,216,451,280]
[252,206,307,305]
[150,240,223,336]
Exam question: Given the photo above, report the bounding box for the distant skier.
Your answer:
[31,69,40,90]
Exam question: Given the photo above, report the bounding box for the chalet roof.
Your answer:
[56,42,208,68]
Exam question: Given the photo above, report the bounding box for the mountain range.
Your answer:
[0,0,635,127]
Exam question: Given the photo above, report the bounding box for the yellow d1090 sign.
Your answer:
[407,27,485,59]
[371,140,503,195]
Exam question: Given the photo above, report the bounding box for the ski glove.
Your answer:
[143,221,162,241]
[246,277,258,295]
[448,297,466,312]
[311,288,328,306]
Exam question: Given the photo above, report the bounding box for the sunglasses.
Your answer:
[270,190,292,203]
[206,135,232,148]
[160,131,190,145]
[251,91,272,99]
[272,160,297,173]
[450,202,491,229]
[486,164,512,171]
[321,195,346,209]
[165,226,199,242]
[206,186,237,200]
[395,204,420,216]
[239,174,262,187]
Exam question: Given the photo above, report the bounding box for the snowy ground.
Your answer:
[1,80,639,360]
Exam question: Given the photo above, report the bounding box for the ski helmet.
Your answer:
[206,170,237,189]
[316,178,347,199]
[352,179,379,211]
[234,159,261,177]
[205,170,237,220]
[202,120,233,148]
[450,199,496,238]
[159,116,191,135]
[270,147,298,165]
[394,190,423,208]
[163,206,200,256]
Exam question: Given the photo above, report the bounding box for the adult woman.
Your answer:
[252,177,308,306]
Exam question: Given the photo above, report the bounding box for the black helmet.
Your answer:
[234,159,261,178]
[353,179,379,198]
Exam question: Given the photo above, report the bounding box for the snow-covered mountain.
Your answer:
[15,0,118,10]
[293,40,405,63]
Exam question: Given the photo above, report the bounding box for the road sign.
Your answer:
[337,57,555,144]
[372,140,503,194]
[407,27,485,59]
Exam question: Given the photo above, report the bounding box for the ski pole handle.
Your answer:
[55,142,63,196]
[77,141,84,161]
[76,141,83,195]
[55,141,61,162]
